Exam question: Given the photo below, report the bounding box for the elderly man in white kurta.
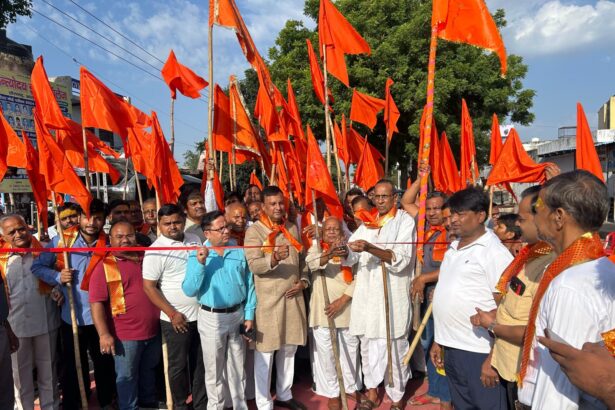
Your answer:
[1,214,61,410]
[344,180,415,410]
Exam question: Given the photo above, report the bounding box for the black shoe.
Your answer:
[274,398,308,410]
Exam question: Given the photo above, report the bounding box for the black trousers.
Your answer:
[60,322,116,409]
[161,320,207,409]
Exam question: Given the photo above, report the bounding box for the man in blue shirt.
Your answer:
[183,210,256,410]
[32,199,116,410]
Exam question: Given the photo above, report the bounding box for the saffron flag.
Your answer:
[0,110,27,171]
[34,110,92,215]
[66,119,120,159]
[576,103,604,182]
[489,113,503,166]
[249,170,263,190]
[149,112,184,204]
[23,133,50,232]
[486,128,552,186]
[126,127,152,185]
[318,0,371,87]
[80,66,135,140]
[350,89,386,130]
[306,39,332,107]
[432,0,507,75]
[254,83,279,137]
[459,99,479,186]
[305,126,343,218]
[333,118,350,169]
[354,135,383,191]
[346,124,384,170]
[30,56,70,130]
[384,78,400,143]
[229,76,263,164]
[212,84,233,153]
[161,50,208,99]
[439,131,461,194]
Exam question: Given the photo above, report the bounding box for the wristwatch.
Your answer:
[488,321,497,338]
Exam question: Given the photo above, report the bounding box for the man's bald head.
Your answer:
[225,202,248,233]
[323,217,343,244]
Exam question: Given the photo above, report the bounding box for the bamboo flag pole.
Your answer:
[206,24,215,181]
[385,138,390,177]
[322,45,332,170]
[122,158,129,200]
[414,25,440,331]
[327,117,343,193]
[170,98,176,155]
[81,127,91,192]
[488,185,495,219]
[380,261,394,388]
[230,80,238,191]
[51,193,88,409]
[402,302,433,366]
[312,189,348,410]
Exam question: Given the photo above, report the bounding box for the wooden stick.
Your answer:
[402,301,433,366]
[206,24,215,181]
[82,127,91,192]
[312,190,348,410]
[135,169,144,209]
[230,83,238,192]
[488,185,495,220]
[385,137,390,177]
[412,261,422,331]
[322,44,332,170]
[51,193,88,409]
[380,261,394,387]
[327,115,343,193]
[123,158,129,200]
[170,98,176,155]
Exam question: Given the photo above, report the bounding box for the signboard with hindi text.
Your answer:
[0,175,32,193]
[0,68,73,142]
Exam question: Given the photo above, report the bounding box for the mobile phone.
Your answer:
[240,324,256,341]
[509,276,526,296]
[544,328,570,346]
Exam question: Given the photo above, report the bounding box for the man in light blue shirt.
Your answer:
[183,210,256,410]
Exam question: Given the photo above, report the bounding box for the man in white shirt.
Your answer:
[431,187,513,410]
[518,170,615,409]
[345,179,415,410]
[143,204,207,409]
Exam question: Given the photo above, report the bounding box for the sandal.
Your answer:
[356,399,378,410]
[409,393,440,406]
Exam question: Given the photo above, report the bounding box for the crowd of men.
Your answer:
[0,168,614,410]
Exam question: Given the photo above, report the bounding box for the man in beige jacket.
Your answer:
[244,186,309,410]
[307,217,361,410]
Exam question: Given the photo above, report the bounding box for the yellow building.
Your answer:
[599,95,615,130]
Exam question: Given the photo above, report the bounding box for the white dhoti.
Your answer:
[197,308,247,410]
[359,335,410,403]
[312,326,362,398]
[254,344,297,410]
[12,329,59,410]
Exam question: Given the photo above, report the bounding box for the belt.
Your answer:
[200,304,241,313]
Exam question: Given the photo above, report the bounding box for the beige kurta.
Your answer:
[306,244,355,328]
[244,220,308,352]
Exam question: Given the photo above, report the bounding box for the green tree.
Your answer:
[262,0,534,180]
[0,0,32,29]
[182,141,204,171]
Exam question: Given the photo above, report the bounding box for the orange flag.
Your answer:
[489,113,503,166]
[213,84,232,153]
[487,129,552,186]
[254,83,280,137]
[306,39,333,107]
[23,133,50,232]
[0,110,27,170]
[318,0,371,87]
[80,66,135,140]
[65,119,120,159]
[350,89,386,130]
[30,56,70,130]
[200,145,225,212]
[439,131,461,194]
[428,123,445,193]
[576,103,604,182]
[305,126,343,218]
[230,76,266,165]
[384,78,400,143]
[249,170,263,190]
[345,123,384,169]
[126,127,152,186]
[34,110,92,215]
[149,112,184,204]
[354,135,384,191]
[459,99,479,186]
[333,118,350,169]
[433,0,507,75]
[161,50,208,99]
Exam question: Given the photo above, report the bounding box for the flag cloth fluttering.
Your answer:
[149,112,184,204]
[306,39,332,107]
[349,89,386,130]
[229,76,265,164]
[161,50,208,99]
[249,170,263,190]
[576,103,604,182]
[432,0,507,75]
[489,113,503,166]
[212,84,233,153]
[384,78,400,143]
[31,56,70,130]
[439,131,462,194]
[0,110,27,182]
[23,133,50,232]
[486,128,552,186]
[354,135,384,191]
[459,99,479,187]
[318,0,371,87]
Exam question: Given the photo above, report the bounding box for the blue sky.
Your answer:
[7,0,615,163]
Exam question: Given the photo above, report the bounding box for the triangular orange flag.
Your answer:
[30,56,70,130]
[354,135,384,191]
[350,89,386,130]
[489,113,502,166]
[230,75,266,165]
[459,99,479,186]
[318,0,371,87]
[345,123,385,169]
[487,129,553,186]
[433,0,507,75]
[200,144,225,212]
[305,126,343,218]
[428,123,445,193]
[254,83,280,137]
[65,119,120,159]
[161,50,208,99]
[333,118,350,169]
[23,133,50,232]
[384,78,400,143]
[0,109,27,170]
[439,131,461,194]
[80,66,135,140]
[149,112,184,204]
[286,79,305,139]
[126,127,153,187]
[213,84,233,153]
[249,170,263,190]
[576,103,604,182]
[306,39,333,107]
[34,109,92,215]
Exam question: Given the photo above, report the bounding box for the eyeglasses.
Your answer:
[3,226,28,236]
[208,225,230,233]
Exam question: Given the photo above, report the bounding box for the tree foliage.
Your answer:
[251,0,534,178]
[0,0,32,29]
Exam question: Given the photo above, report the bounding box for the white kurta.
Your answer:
[344,209,415,339]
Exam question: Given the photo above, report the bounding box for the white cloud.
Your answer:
[488,0,615,56]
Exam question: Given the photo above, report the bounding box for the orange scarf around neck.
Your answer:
[518,232,605,384]
[417,225,448,263]
[495,241,553,294]
[354,206,397,230]
[321,241,353,284]
[259,213,303,254]
[0,237,53,301]
[80,230,109,291]
[55,225,80,271]
[102,254,127,317]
